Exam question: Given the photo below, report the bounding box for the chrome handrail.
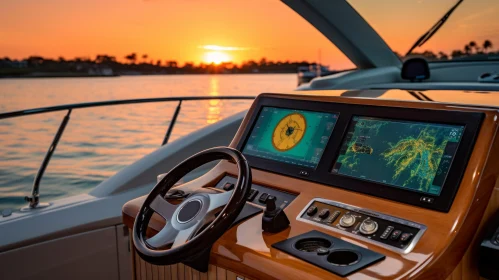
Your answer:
[0,96,255,210]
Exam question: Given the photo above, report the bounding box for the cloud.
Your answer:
[199,45,253,51]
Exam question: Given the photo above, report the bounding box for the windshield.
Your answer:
[348,0,499,62]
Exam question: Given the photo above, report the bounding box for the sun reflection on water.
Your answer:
[207,76,222,124]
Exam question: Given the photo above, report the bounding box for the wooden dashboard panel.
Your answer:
[123,93,499,280]
[133,249,249,280]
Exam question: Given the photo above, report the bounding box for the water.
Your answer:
[0,74,296,210]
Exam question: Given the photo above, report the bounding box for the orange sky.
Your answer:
[1,0,498,70]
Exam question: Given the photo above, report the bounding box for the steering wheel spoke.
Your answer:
[207,191,232,213]
[172,221,203,248]
[145,222,178,249]
[150,194,178,220]
[145,220,204,249]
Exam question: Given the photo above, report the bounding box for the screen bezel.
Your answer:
[236,96,483,212]
[242,106,339,170]
[331,115,466,197]
[237,98,343,177]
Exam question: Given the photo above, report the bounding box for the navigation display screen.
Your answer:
[243,107,338,169]
[332,116,465,196]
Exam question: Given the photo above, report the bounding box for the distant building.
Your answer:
[88,66,114,76]
[0,59,28,68]
[12,60,28,68]
[101,68,114,76]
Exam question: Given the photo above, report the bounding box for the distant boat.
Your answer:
[297,64,331,85]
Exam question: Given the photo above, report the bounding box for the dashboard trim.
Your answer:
[296,198,427,255]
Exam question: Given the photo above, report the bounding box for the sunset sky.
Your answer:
[1,0,498,70]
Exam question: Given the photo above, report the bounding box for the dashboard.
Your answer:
[123,91,499,279]
[236,96,483,212]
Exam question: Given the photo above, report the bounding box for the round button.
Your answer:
[339,214,356,227]
[359,219,378,235]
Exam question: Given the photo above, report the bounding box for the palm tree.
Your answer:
[469,41,480,53]
[464,44,471,55]
[483,40,493,53]
[166,61,178,68]
[421,50,438,61]
[96,55,116,64]
[142,54,148,63]
[451,50,464,59]
[259,57,267,67]
[438,51,449,60]
[125,53,137,64]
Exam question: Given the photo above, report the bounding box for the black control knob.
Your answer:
[306,206,318,216]
[359,219,378,235]
[265,196,277,214]
[262,196,290,233]
[318,209,330,219]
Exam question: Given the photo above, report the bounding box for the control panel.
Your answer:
[297,198,427,254]
[214,176,297,209]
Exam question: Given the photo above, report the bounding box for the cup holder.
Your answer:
[273,231,385,277]
[327,250,361,266]
[294,238,332,252]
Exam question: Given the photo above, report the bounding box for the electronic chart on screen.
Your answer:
[332,116,465,196]
[242,106,338,169]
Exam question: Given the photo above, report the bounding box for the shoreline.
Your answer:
[0,72,297,79]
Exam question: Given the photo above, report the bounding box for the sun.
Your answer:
[204,51,230,65]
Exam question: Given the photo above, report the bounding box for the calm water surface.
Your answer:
[0,74,296,210]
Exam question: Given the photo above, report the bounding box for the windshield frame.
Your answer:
[347,0,499,65]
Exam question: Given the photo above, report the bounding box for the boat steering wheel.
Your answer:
[132,147,251,265]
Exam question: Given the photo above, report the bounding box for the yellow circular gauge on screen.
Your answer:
[272,113,307,151]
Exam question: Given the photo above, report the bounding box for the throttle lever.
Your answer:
[262,196,290,233]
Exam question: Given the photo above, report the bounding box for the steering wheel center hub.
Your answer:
[177,199,203,223]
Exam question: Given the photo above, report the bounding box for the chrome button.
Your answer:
[339,214,356,227]
[359,219,378,235]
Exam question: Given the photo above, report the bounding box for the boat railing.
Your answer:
[0,96,255,211]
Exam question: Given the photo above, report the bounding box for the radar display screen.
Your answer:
[332,116,465,196]
[243,107,338,169]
